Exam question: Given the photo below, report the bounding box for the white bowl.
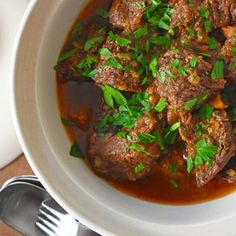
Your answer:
[11,0,236,235]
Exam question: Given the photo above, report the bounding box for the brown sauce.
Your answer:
[56,0,236,205]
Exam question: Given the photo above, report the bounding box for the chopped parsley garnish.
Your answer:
[199,104,214,120]
[170,163,178,174]
[211,60,224,79]
[69,143,83,158]
[187,158,194,173]
[149,57,158,77]
[171,59,187,77]
[207,38,218,50]
[198,7,210,18]
[58,48,78,62]
[72,22,82,40]
[96,92,151,133]
[133,24,148,40]
[154,98,167,113]
[170,179,178,188]
[108,31,131,47]
[194,124,202,137]
[231,46,236,55]
[97,8,108,18]
[184,94,208,111]
[150,35,172,49]
[99,47,113,57]
[204,20,212,32]
[84,36,104,51]
[137,132,164,150]
[128,143,151,156]
[190,58,198,68]
[135,2,146,8]
[164,122,181,144]
[137,132,156,145]
[75,55,98,76]
[187,138,218,173]
[61,117,74,126]
[144,0,175,34]
[158,71,167,83]
[101,85,127,108]
[135,163,145,173]
[87,68,99,78]
[104,57,122,69]
[197,52,211,58]
[188,0,194,6]
[198,8,211,32]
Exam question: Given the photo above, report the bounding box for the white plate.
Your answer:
[0,0,30,168]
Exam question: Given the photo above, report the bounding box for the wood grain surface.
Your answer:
[0,154,34,236]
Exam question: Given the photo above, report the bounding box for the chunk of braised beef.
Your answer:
[222,26,236,39]
[207,0,236,29]
[179,111,236,187]
[221,36,236,83]
[92,39,142,92]
[109,0,146,32]
[170,0,197,29]
[88,114,160,181]
[153,48,225,112]
[218,157,236,184]
[56,23,106,81]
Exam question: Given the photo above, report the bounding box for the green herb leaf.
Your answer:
[76,55,98,75]
[154,132,165,150]
[61,118,74,126]
[198,8,210,18]
[58,48,77,62]
[207,38,218,50]
[137,132,156,145]
[204,20,211,32]
[170,179,178,188]
[190,58,198,68]
[149,57,158,77]
[184,94,208,111]
[195,139,218,164]
[194,124,202,137]
[104,58,122,69]
[154,98,167,113]
[158,71,166,83]
[135,163,145,173]
[128,143,151,156]
[84,36,104,51]
[69,143,83,158]
[197,52,211,57]
[187,157,194,173]
[99,48,113,57]
[101,85,127,108]
[170,163,178,174]
[187,139,218,173]
[87,68,99,78]
[150,35,172,49]
[211,60,224,79]
[133,24,148,40]
[97,8,108,18]
[72,22,82,40]
[199,104,214,120]
[108,31,131,47]
[164,122,181,144]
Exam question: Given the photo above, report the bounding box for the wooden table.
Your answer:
[0,155,33,236]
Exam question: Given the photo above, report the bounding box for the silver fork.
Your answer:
[36,198,99,236]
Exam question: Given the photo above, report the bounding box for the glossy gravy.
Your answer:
[57,0,236,205]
